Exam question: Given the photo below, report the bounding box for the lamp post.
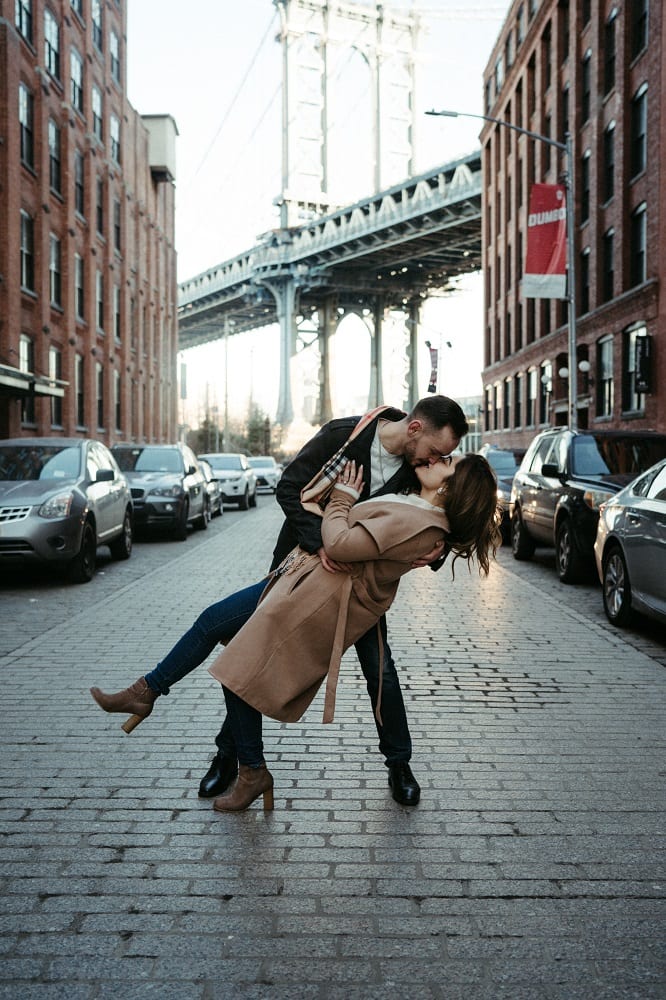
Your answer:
[426,108,578,430]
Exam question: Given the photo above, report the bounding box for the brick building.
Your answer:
[481,0,664,446]
[0,0,178,443]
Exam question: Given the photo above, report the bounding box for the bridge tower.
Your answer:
[264,0,421,425]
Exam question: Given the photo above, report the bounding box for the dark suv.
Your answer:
[112,443,208,540]
[510,428,666,583]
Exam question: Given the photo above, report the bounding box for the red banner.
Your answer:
[522,183,567,299]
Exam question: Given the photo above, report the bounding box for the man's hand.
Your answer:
[318,547,354,573]
[412,538,446,569]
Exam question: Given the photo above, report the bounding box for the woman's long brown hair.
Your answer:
[441,454,502,576]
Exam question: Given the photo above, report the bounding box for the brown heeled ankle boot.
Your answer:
[90,677,159,734]
[213,763,274,812]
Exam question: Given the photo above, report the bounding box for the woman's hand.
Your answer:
[335,460,364,496]
[412,537,447,568]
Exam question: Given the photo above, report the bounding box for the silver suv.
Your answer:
[199,453,257,510]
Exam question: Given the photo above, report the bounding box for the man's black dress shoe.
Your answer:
[198,753,238,798]
[388,761,420,806]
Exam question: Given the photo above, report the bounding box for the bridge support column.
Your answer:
[259,276,297,426]
[405,298,421,411]
[369,296,384,406]
[316,297,335,424]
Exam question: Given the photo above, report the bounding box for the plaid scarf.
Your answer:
[300,405,393,516]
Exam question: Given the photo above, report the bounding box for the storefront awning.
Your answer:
[0,364,67,399]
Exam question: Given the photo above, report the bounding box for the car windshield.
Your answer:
[486,452,518,474]
[0,444,81,481]
[572,435,666,477]
[249,458,273,468]
[114,447,182,473]
[209,456,243,471]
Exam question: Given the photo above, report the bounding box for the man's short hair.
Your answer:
[410,395,469,438]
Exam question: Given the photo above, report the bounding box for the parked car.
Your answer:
[248,455,281,493]
[0,437,133,583]
[112,443,208,540]
[198,453,257,510]
[199,458,223,518]
[478,445,522,541]
[594,458,666,628]
[510,428,666,583]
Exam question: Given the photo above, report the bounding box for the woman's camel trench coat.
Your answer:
[207,489,449,724]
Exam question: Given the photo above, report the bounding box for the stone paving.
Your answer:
[0,502,664,998]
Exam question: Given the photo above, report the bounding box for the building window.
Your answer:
[603,122,615,202]
[75,253,84,319]
[20,210,34,291]
[15,0,32,42]
[71,0,83,17]
[75,354,85,426]
[49,234,62,307]
[560,84,569,143]
[602,229,614,302]
[494,55,504,97]
[20,334,36,424]
[48,118,61,193]
[44,8,60,79]
[514,372,523,427]
[92,86,103,141]
[516,4,525,45]
[580,247,590,314]
[96,362,104,428]
[622,325,646,414]
[110,114,121,164]
[631,0,649,59]
[96,177,104,234]
[582,0,591,24]
[114,370,122,431]
[113,285,121,339]
[49,347,63,426]
[630,84,648,178]
[581,150,590,222]
[542,23,552,90]
[505,32,513,71]
[581,50,591,122]
[110,30,120,82]
[527,368,537,426]
[96,270,104,330]
[543,113,552,174]
[539,362,552,424]
[70,49,83,112]
[74,149,85,215]
[92,0,103,51]
[113,199,121,251]
[597,336,614,418]
[604,9,617,95]
[630,203,647,287]
[503,378,512,429]
[19,84,34,168]
[559,0,570,61]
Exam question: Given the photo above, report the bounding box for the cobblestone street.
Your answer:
[1,500,664,998]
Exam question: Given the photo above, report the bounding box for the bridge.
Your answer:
[178,149,482,425]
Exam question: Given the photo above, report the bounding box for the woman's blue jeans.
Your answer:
[144,578,268,767]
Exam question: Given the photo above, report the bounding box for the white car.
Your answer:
[248,456,281,493]
[198,453,257,510]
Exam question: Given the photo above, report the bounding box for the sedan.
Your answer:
[594,458,666,627]
[0,437,133,583]
[248,456,281,493]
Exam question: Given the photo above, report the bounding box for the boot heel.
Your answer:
[262,787,274,811]
[121,714,144,734]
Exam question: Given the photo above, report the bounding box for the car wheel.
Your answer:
[109,509,133,560]
[555,518,586,584]
[602,544,633,627]
[511,508,535,560]
[249,489,257,509]
[68,521,97,583]
[173,500,189,541]
[194,499,209,530]
[238,488,249,511]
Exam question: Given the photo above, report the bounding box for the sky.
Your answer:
[126,0,510,438]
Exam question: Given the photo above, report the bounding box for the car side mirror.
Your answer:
[95,468,115,483]
[541,462,562,478]
[187,465,197,475]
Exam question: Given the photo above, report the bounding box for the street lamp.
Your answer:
[426,108,578,430]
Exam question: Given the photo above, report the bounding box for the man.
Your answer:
[199,394,468,805]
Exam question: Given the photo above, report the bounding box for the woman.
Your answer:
[91,454,500,812]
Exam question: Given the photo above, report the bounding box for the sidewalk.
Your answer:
[1,502,664,998]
